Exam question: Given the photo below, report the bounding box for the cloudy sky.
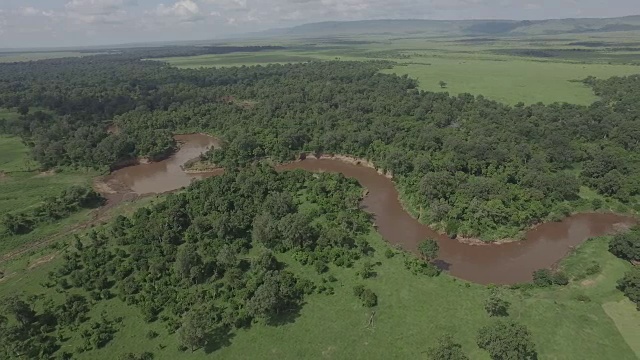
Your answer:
[0,0,638,48]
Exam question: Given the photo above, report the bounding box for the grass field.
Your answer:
[0,51,99,63]
[0,134,99,254]
[159,35,640,105]
[1,227,636,359]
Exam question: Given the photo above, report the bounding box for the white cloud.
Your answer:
[64,0,137,24]
[65,0,137,15]
[155,0,204,22]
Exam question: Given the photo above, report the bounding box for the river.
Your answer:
[107,134,636,284]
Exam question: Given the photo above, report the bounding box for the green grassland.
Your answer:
[0,52,98,63]
[160,35,640,105]
[0,134,99,254]
[0,226,636,359]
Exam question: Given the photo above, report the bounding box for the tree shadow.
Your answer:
[203,326,236,354]
[433,259,451,271]
[266,301,305,327]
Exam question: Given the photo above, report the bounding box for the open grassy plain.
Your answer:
[0,51,100,63]
[161,34,640,105]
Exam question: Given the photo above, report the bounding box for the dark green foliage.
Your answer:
[532,269,554,287]
[0,168,372,357]
[484,291,510,317]
[360,289,378,308]
[2,186,105,235]
[1,57,638,239]
[608,226,640,262]
[617,267,640,310]
[119,352,155,360]
[428,334,469,360]
[476,320,537,360]
[404,256,441,277]
[353,285,377,307]
[552,272,569,286]
[359,260,376,279]
[418,239,440,261]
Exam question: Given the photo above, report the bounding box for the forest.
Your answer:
[0,53,638,240]
[0,167,380,358]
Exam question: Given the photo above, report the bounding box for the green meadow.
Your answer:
[0,133,99,254]
[0,229,637,359]
[160,35,640,105]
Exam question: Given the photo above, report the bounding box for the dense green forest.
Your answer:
[0,167,379,358]
[0,49,638,359]
[1,53,638,239]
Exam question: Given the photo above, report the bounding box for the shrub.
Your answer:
[314,261,328,274]
[552,272,569,286]
[532,269,553,287]
[360,289,378,307]
[384,248,395,258]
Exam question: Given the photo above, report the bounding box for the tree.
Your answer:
[428,334,469,360]
[17,104,30,116]
[476,320,537,360]
[175,244,203,284]
[617,267,640,309]
[484,291,510,317]
[418,239,440,262]
[609,228,640,262]
[179,310,210,352]
[439,81,448,89]
[360,289,378,307]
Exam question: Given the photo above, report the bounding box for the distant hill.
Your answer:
[253,15,640,39]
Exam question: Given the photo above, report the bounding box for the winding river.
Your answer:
[107,134,636,284]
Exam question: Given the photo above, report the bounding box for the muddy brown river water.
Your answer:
[108,134,636,284]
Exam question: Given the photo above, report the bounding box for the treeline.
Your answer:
[1,186,104,235]
[0,168,375,358]
[609,226,640,309]
[0,55,638,239]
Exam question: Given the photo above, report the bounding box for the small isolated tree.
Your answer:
[476,320,537,360]
[360,289,378,308]
[178,310,209,352]
[484,291,510,317]
[427,334,469,360]
[418,239,440,262]
[439,81,447,89]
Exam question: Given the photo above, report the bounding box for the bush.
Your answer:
[532,269,553,287]
[314,261,328,274]
[404,257,441,277]
[360,289,378,307]
[384,249,395,258]
[146,330,159,339]
[585,263,601,276]
[353,285,377,307]
[552,271,569,286]
[476,320,537,360]
[574,294,591,303]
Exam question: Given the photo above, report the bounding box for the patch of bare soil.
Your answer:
[28,253,57,269]
[35,170,55,177]
[581,274,604,287]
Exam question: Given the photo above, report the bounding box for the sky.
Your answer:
[0,0,638,48]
